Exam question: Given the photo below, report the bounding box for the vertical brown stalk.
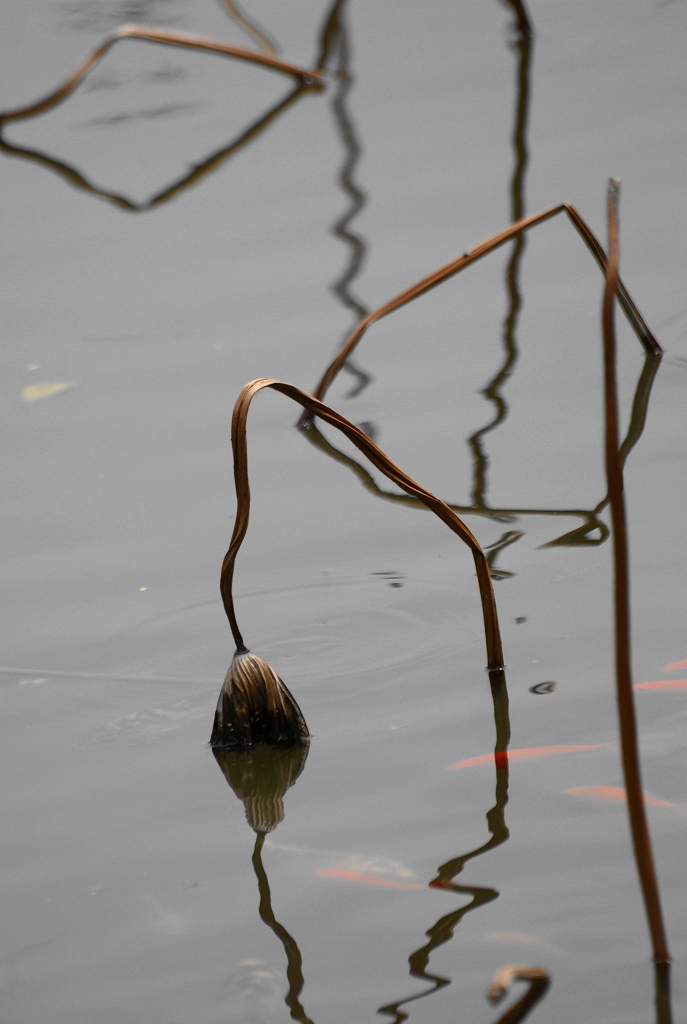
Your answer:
[603,179,670,966]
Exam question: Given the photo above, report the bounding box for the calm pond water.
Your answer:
[2,1,687,1022]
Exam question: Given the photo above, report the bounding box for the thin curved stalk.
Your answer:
[221,379,504,671]
[0,24,320,126]
[306,203,660,412]
[603,180,669,966]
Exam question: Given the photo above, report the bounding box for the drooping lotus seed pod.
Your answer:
[210,649,309,750]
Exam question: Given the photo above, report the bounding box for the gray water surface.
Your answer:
[2,1,687,1022]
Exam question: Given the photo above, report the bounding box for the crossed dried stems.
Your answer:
[215,186,671,983]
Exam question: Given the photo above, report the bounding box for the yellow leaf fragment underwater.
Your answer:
[22,383,74,401]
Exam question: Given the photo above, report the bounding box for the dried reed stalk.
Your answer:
[603,180,669,967]
[306,203,661,411]
[488,965,550,1024]
[0,25,320,126]
[213,377,504,747]
[223,378,503,668]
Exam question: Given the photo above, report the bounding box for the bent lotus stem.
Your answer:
[220,378,504,673]
[488,965,550,1024]
[0,24,321,126]
[303,201,660,417]
[602,181,670,967]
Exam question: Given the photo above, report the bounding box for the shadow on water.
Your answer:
[214,744,313,1024]
[379,671,514,1024]
[467,0,533,577]
[4,0,674,1019]
[325,0,373,399]
[0,0,353,210]
[298,0,661,578]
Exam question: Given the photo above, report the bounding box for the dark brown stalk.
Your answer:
[220,379,504,672]
[304,203,660,415]
[603,179,669,966]
[0,25,320,126]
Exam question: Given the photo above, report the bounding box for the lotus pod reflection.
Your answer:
[213,742,309,833]
[211,650,309,750]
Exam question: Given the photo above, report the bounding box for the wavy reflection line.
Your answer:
[252,832,314,1024]
[468,0,533,523]
[327,0,372,398]
[299,368,664,552]
[378,671,510,1024]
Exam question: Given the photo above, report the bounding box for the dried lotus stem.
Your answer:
[306,202,660,413]
[219,378,504,677]
[603,180,670,967]
[0,24,321,127]
[488,965,550,1024]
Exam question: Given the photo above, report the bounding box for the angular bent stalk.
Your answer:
[304,201,660,416]
[603,181,670,968]
[212,378,505,748]
[0,24,321,128]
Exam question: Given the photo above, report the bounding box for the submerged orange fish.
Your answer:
[565,786,674,807]
[449,745,607,770]
[315,869,424,889]
[634,680,687,691]
[663,659,687,672]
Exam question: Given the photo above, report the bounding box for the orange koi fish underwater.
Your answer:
[634,680,687,691]
[449,745,608,770]
[663,659,687,671]
[634,658,687,690]
[565,786,674,807]
[315,868,424,890]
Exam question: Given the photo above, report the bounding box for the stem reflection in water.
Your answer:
[214,744,312,1024]
[467,0,533,577]
[251,833,313,1024]
[326,0,373,398]
[379,672,512,1024]
[0,0,355,210]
